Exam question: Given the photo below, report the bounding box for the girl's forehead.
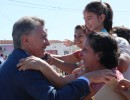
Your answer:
[75,29,85,34]
[84,11,96,16]
[84,12,98,19]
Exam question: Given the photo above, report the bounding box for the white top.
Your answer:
[0,57,4,67]
[114,35,130,80]
[115,36,130,55]
[123,65,130,80]
[103,30,130,80]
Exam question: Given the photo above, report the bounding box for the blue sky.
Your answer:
[0,0,130,41]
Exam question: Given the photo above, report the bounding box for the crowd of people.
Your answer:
[0,1,130,100]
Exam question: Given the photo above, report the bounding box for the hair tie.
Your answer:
[102,2,107,8]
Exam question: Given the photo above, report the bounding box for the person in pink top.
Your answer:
[77,32,124,100]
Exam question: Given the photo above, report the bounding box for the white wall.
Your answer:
[46,43,71,55]
[0,42,79,56]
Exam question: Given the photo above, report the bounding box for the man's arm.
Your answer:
[20,70,90,100]
[19,68,116,100]
[17,56,77,88]
[17,56,117,90]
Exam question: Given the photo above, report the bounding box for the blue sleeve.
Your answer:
[20,70,90,100]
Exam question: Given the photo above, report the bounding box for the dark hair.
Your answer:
[0,54,3,57]
[84,1,113,33]
[86,32,119,69]
[112,26,130,43]
[75,25,86,34]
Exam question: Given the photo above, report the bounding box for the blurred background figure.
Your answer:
[112,26,130,44]
[4,55,8,60]
[112,26,130,80]
[0,54,4,67]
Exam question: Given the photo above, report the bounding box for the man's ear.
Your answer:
[99,14,106,23]
[21,35,29,45]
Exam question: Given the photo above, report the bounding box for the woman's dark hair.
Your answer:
[86,32,119,69]
[75,25,86,34]
[84,1,113,33]
[112,26,130,43]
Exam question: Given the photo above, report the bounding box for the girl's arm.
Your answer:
[17,56,76,88]
[45,50,81,73]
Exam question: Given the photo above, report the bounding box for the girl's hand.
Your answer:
[45,52,54,65]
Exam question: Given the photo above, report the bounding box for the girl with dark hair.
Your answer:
[83,1,130,73]
[83,1,113,33]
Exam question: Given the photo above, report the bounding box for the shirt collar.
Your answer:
[101,29,109,35]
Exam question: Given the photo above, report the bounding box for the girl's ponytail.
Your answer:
[104,3,113,33]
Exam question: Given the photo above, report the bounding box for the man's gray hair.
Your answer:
[12,16,44,49]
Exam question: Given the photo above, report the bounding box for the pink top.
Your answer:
[90,69,124,94]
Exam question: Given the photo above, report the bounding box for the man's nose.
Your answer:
[45,39,50,46]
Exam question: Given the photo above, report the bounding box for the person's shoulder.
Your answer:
[12,49,30,60]
[115,36,129,45]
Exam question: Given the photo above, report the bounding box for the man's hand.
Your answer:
[83,69,116,83]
